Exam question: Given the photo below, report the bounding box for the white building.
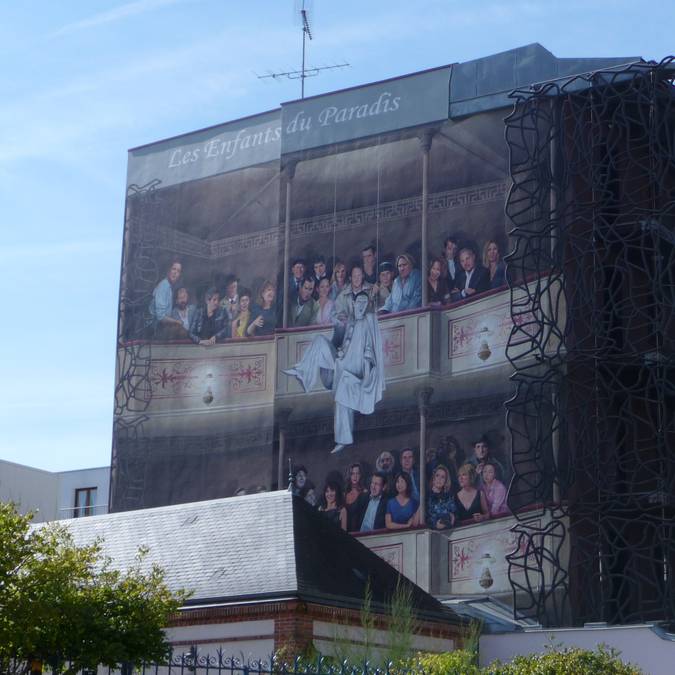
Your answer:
[0,459,109,522]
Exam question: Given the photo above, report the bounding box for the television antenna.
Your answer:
[256,0,349,99]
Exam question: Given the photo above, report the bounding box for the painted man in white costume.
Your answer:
[284,291,385,453]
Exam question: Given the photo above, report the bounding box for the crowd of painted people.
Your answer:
[147,260,278,343]
[286,238,507,328]
[147,235,507,342]
[290,435,511,534]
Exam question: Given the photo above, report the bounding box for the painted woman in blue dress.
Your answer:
[385,471,420,529]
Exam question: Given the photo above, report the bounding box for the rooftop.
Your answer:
[52,490,462,623]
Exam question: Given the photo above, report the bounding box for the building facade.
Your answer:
[0,459,109,522]
[110,42,674,645]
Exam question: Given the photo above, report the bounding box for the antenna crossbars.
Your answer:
[255,0,350,98]
[301,8,312,39]
[257,62,349,83]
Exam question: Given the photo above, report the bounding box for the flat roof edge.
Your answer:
[128,106,281,153]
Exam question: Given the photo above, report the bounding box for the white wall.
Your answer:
[0,459,59,522]
[165,619,275,663]
[314,620,454,661]
[57,466,110,519]
[0,460,110,523]
[480,624,675,675]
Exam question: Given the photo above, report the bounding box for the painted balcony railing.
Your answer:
[115,336,277,433]
[116,281,558,425]
[354,508,567,598]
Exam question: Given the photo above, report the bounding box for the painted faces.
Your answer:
[379,269,393,288]
[175,287,189,309]
[206,292,220,313]
[370,475,384,498]
[486,241,499,264]
[432,468,448,492]
[362,247,376,271]
[459,249,476,273]
[318,277,330,298]
[444,240,457,261]
[397,256,411,280]
[299,279,315,302]
[474,441,489,461]
[401,449,414,471]
[168,262,182,283]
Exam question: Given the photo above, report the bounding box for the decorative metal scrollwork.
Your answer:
[110,180,163,511]
[505,58,675,626]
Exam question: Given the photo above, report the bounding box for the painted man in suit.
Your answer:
[451,247,490,301]
[400,447,421,502]
[289,276,318,327]
[288,258,306,302]
[443,235,459,289]
[359,472,389,532]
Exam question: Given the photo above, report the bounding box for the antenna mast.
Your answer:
[300,1,311,99]
[256,0,349,99]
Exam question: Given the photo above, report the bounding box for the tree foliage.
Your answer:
[0,502,188,674]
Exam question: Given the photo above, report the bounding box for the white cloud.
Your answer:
[51,0,190,37]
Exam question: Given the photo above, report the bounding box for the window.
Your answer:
[73,487,97,518]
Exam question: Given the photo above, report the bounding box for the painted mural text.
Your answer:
[167,125,281,169]
[285,92,402,134]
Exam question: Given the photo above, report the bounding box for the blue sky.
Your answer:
[1,0,673,472]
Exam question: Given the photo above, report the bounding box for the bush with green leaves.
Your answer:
[484,644,643,675]
[0,501,188,675]
[416,649,481,675]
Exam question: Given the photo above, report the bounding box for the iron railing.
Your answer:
[2,648,438,675]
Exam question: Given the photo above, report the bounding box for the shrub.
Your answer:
[485,644,643,675]
[417,649,481,675]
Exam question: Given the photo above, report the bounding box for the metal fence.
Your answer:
[3,649,427,675]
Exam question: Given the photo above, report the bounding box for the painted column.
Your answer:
[277,408,292,490]
[282,160,298,329]
[420,129,435,306]
[417,387,433,525]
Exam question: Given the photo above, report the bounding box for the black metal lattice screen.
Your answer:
[110,181,164,511]
[504,59,675,626]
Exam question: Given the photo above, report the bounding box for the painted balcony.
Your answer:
[355,508,567,599]
[115,280,559,432]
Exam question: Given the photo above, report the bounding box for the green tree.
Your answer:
[0,502,188,675]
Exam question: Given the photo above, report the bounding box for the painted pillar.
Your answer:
[420,129,435,306]
[417,387,433,525]
[282,160,298,329]
[277,408,292,490]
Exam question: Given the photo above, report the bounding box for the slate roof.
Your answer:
[53,491,461,624]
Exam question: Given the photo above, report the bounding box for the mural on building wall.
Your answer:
[111,69,535,541]
[113,111,283,509]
